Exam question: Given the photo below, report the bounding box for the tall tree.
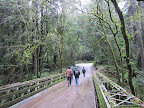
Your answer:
[131,0,144,71]
[111,0,135,95]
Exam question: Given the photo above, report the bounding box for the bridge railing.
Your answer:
[0,72,66,108]
[93,70,143,108]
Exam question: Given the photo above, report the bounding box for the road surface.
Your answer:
[17,63,95,108]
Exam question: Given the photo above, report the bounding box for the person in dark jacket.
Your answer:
[74,67,80,86]
[82,67,86,77]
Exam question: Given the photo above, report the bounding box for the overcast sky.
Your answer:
[80,0,125,9]
[80,0,90,5]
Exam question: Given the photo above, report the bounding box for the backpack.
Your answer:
[82,68,86,73]
[75,70,79,75]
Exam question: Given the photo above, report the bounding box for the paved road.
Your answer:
[17,63,95,108]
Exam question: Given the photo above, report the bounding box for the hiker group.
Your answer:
[66,66,86,86]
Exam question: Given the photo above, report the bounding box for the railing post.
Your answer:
[51,77,53,84]
[1,99,5,104]
[21,93,24,97]
[37,81,40,89]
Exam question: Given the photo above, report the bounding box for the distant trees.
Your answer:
[0,0,94,85]
[0,0,79,85]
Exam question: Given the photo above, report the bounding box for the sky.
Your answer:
[80,0,91,5]
[118,1,126,9]
[80,0,126,9]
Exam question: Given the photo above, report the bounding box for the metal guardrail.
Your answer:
[0,73,66,108]
[93,70,142,108]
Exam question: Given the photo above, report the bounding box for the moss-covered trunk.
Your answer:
[106,0,124,86]
[111,0,135,95]
[100,21,121,85]
[114,36,124,86]
[96,1,121,85]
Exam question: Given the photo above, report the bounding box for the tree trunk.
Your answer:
[140,2,144,45]
[106,0,124,86]
[38,6,44,77]
[111,0,135,95]
[100,21,121,85]
[96,1,121,85]
[59,51,63,73]
[33,48,38,77]
[59,35,64,73]
[131,0,144,71]
[20,64,24,82]
[114,36,124,86]
[58,5,65,73]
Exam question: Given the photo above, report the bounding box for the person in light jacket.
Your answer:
[66,67,73,86]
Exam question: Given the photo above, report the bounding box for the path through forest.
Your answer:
[13,63,95,108]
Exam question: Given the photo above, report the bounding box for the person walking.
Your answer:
[66,67,73,86]
[74,67,80,86]
[82,67,86,77]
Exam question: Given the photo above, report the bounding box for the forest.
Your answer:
[0,0,144,100]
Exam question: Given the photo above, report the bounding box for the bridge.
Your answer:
[0,63,143,108]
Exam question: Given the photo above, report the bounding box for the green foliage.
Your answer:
[93,59,97,67]
[0,0,67,85]
[133,69,144,100]
[0,78,4,86]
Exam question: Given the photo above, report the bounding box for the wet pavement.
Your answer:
[17,63,95,108]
